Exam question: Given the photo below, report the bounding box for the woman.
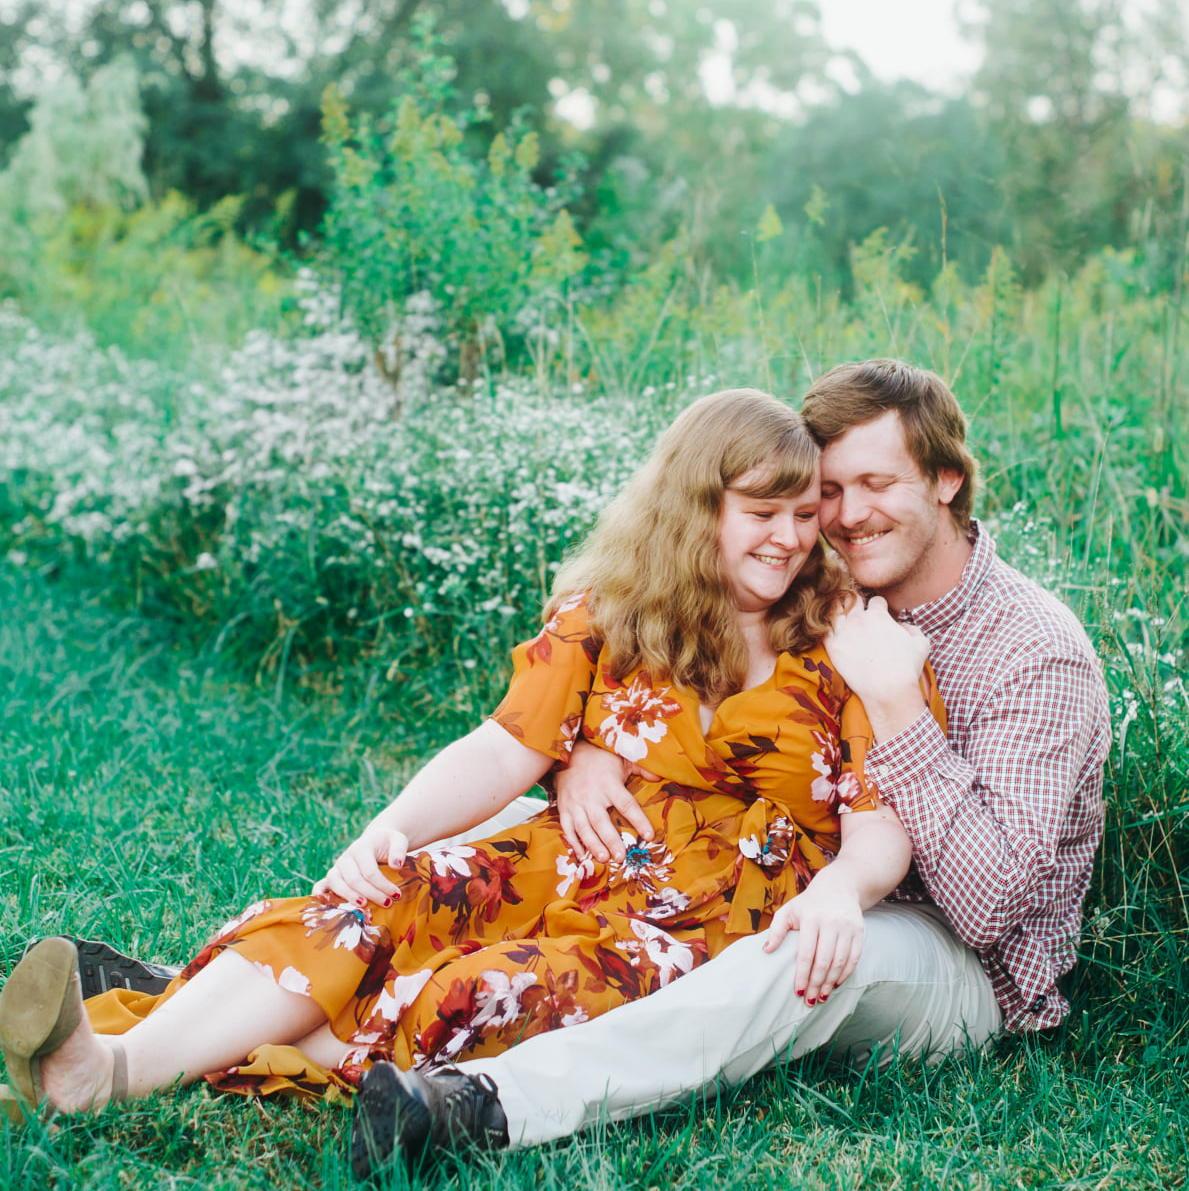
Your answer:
[0,388,939,1128]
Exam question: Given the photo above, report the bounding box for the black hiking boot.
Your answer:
[22,937,179,999]
[350,1062,509,1179]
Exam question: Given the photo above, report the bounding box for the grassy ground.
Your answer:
[1,562,1185,1189]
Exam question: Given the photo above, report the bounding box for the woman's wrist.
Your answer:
[811,854,888,910]
[367,801,411,840]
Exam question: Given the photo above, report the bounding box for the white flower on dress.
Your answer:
[607,832,674,892]
[555,850,595,896]
[598,674,682,762]
[810,732,864,813]
[213,899,273,941]
[738,816,794,868]
[561,1006,589,1027]
[278,966,312,996]
[301,899,383,952]
[646,886,691,920]
[472,970,539,1031]
[616,920,696,987]
[541,591,585,635]
[428,844,476,878]
[375,969,435,1022]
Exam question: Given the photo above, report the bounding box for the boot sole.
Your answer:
[70,939,177,998]
[0,937,81,1106]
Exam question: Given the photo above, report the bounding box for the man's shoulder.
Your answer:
[961,551,1101,673]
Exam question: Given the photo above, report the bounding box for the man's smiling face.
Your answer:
[819,409,964,606]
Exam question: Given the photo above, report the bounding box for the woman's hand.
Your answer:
[556,740,658,862]
[763,869,865,1005]
[312,822,409,907]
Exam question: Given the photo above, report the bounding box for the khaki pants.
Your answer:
[450,797,1002,1148]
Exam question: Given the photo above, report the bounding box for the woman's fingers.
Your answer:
[838,932,864,990]
[792,920,820,996]
[335,851,395,906]
[803,927,838,1004]
[318,868,358,905]
[350,842,402,898]
[818,930,856,1000]
[763,904,795,953]
[385,829,408,869]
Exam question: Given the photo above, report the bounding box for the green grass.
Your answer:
[2,562,1185,1189]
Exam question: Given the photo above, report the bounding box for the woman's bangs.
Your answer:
[732,440,817,499]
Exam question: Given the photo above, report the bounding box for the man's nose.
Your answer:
[836,489,869,527]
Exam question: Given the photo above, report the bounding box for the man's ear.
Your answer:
[935,468,965,507]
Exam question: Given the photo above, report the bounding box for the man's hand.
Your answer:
[826,596,930,740]
[313,821,407,907]
[556,741,657,862]
[763,869,864,1005]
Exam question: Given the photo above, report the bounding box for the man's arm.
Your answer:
[553,741,656,861]
[861,652,1104,949]
[826,598,1105,952]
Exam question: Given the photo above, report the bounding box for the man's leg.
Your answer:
[458,902,1001,1148]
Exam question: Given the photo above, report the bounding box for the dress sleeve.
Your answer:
[839,664,947,813]
[489,592,601,763]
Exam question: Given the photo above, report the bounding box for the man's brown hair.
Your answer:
[801,358,978,527]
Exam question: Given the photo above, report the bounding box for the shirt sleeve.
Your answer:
[863,651,1105,951]
[839,665,947,814]
[489,593,600,764]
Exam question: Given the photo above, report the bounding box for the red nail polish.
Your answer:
[806,997,816,1006]
[821,994,829,1002]
[357,899,366,907]
[384,898,392,907]
[796,989,805,997]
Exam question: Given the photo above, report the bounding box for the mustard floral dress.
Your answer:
[87,593,944,1100]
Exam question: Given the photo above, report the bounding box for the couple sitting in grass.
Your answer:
[0,360,1109,1179]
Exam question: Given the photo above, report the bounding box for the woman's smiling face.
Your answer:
[716,465,821,614]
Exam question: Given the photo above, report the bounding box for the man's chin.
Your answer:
[840,556,911,595]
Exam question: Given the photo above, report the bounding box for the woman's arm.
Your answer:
[313,720,553,905]
[763,804,912,1006]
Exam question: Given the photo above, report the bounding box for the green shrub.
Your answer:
[318,38,587,386]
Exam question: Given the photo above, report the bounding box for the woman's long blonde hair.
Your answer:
[551,388,850,705]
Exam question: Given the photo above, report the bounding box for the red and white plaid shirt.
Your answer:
[865,523,1109,1031]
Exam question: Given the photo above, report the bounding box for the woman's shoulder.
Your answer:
[541,590,596,637]
[517,590,602,669]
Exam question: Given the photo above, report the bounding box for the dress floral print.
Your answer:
[86,594,944,1100]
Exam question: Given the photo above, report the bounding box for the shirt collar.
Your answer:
[893,520,997,635]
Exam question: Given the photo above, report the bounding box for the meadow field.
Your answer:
[1,11,1187,1186]
[1,236,1186,1186]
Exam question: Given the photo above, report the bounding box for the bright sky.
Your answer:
[818,0,981,91]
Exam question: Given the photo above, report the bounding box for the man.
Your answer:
[74,360,1110,1170]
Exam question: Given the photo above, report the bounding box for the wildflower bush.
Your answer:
[0,277,655,709]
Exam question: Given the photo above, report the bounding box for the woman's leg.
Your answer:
[291,1022,355,1071]
[42,949,326,1110]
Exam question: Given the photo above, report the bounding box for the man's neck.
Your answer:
[883,520,975,614]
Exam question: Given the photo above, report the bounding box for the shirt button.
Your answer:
[1029,994,1048,1013]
